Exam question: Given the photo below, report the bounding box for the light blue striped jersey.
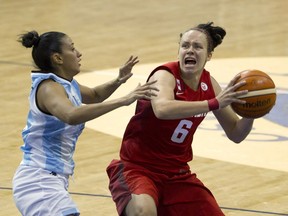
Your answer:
[20,72,85,175]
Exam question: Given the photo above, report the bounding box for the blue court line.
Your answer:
[1,186,287,215]
[264,92,288,127]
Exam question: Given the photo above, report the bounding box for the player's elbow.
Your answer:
[227,134,246,144]
[231,138,242,144]
[153,106,170,120]
[60,110,83,125]
[62,115,79,125]
[65,118,81,125]
[154,110,168,119]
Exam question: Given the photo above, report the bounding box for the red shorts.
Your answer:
[107,159,224,216]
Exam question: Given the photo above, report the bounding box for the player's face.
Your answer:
[59,36,82,77]
[178,30,211,77]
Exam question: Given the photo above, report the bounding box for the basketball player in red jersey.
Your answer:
[107,22,254,216]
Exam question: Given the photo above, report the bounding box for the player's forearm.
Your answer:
[62,97,127,125]
[153,100,210,120]
[92,78,122,102]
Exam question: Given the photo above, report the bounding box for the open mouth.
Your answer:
[185,58,196,65]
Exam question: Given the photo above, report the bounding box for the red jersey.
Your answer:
[120,61,216,174]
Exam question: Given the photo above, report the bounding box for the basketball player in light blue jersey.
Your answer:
[12,30,158,216]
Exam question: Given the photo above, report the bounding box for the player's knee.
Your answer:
[129,205,156,216]
[126,202,157,216]
[125,194,157,216]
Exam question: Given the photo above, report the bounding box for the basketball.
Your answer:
[231,69,277,118]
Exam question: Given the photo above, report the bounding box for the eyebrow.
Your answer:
[68,42,75,48]
[181,40,202,45]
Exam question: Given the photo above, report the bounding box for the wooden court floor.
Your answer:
[0,0,288,215]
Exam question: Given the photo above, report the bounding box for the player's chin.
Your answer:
[73,68,81,75]
[184,64,199,72]
[181,66,193,74]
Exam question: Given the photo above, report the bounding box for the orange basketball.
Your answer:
[231,69,277,118]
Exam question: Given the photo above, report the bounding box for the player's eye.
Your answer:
[181,43,190,49]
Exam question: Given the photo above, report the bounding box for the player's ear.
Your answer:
[207,52,213,61]
[51,53,63,65]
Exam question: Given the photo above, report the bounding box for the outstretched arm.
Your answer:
[80,56,139,104]
[37,79,158,125]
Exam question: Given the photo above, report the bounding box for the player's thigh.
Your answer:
[159,173,224,216]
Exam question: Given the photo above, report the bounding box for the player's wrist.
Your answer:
[208,98,219,111]
[115,77,122,85]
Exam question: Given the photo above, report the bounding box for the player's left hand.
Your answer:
[117,56,139,84]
